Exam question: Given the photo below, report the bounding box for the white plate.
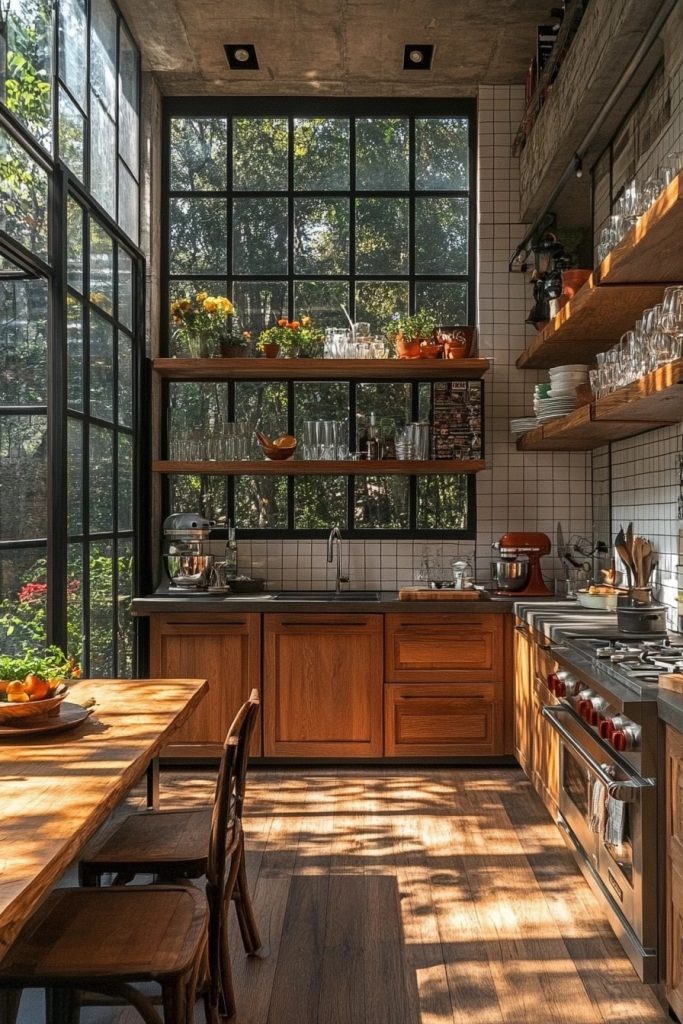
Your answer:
[549,364,590,374]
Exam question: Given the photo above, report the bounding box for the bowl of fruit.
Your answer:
[0,648,80,724]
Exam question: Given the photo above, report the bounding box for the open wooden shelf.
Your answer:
[599,170,683,284]
[152,459,485,476]
[516,360,683,450]
[152,357,490,381]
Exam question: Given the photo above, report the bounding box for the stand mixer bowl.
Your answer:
[491,557,530,591]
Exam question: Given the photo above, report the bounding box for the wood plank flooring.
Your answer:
[17,766,670,1024]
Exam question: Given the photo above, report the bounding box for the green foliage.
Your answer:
[385,308,437,341]
[258,316,323,357]
[0,646,79,684]
[171,291,246,356]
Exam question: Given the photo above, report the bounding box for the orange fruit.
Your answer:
[6,680,26,695]
[24,675,50,700]
[8,690,30,703]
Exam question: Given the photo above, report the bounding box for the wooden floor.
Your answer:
[18,766,670,1024]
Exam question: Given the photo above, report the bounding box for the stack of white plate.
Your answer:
[535,364,590,422]
[510,417,539,436]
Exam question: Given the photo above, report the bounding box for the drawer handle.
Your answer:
[171,620,246,626]
[282,621,369,628]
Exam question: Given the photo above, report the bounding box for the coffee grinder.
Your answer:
[491,531,552,597]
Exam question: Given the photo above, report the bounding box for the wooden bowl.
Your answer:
[0,683,68,724]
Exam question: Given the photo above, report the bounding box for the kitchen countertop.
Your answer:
[133,591,519,614]
[657,690,683,734]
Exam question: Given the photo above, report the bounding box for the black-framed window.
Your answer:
[0,0,145,673]
[162,99,476,539]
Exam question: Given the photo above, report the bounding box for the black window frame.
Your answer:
[161,97,477,541]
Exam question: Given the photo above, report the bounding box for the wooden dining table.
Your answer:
[0,677,208,962]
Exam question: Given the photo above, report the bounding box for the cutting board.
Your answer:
[658,673,683,695]
[398,587,482,601]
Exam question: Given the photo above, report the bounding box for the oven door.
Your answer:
[542,704,656,947]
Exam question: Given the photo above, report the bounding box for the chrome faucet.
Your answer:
[327,526,349,594]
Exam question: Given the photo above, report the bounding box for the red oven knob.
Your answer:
[578,699,592,720]
[611,722,641,752]
[599,719,615,740]
[547,673,560,693]
[612,730,627,752]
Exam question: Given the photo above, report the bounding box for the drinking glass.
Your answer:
[352,322,370,340]
[336,421,350,459]
[321,420,339,460]
[371,337,387,358]
[661,286,683,337]
[303,420,323,459]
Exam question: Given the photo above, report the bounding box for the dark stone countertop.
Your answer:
[132,590,517,615]
[657,690,683,734]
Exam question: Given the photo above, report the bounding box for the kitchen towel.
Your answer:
[604,796,627,847]
[589,779,607,834]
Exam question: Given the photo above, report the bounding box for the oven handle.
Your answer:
[541,705,655,797]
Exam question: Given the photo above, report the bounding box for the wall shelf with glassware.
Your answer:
[516,359,683,450]
[152,459,486,476]
[153,357,490,381]
[516,171,683,371]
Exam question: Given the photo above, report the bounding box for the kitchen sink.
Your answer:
[273,590,381,601]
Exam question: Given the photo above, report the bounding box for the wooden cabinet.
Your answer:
[383,613,509,757]
[513,622,533,773]
[263,614,383,757]
[513,623,559,815]
[666,724,683,1019]
[149,612,262,757]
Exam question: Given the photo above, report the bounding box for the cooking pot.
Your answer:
[491,557,529,591]
[616,599,667,634]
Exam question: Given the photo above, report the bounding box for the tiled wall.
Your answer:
[226,86,593,593]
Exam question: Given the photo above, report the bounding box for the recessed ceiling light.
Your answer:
[224,44,259,70]
[403,44,434,70]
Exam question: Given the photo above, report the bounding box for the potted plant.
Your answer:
[384,309,437,359]
[170,291,249,358]
[257,315,324,359]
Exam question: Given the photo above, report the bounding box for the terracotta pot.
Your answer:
[396,335,422,360]
[261,343,280,359]
[561,269,591,301]
[420,342,443,359]
[437,326,476,359]
[220,341,249,358]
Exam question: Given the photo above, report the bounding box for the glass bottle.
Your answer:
[225,520,238,579]
[360,412,380,460]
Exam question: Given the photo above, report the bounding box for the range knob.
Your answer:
[588,695,609,726]
[598,709,620,740]
[577,689,594,719]
[612,720,641,752]
[547,672,561,694]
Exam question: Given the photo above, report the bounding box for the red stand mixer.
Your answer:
[491,531,552,597]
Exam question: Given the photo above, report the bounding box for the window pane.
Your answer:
[0,415,48,540]
[415,197,468,274]
[118,249,133,328]
[67,197,84,293]
[89,220,114,313]
[294,118,349,190]
[355,383,411,449]
[59,86,85,180]
[90,97,116,215]
[5,0,53,149]
[0,546,48,655]
[233,117,288,190]
[169,475,227,524]
[67,416,83,537]
[233,197,288,275]
[169,198,227,274]
[118,24,139,173]
[90,0,117,109]
[236,477,288,529]
[170,118,227,191]
[356,198,408,274]
[355,476,409,529]
[0,128,49,260]
[417,475,469,530]
[118,161,139,244]
[118,434,133,531]
[118,331,133,427]
[294,198,348,275]
[58,0,87,106]
[90,309,113,421]
[116,537,134,676]
[66,296,83,410]
[354,281,409,334]
[295,476,347,529]
[356,118,409,190]
[232,280,287,336]
[416,117,469,190]
[294,280,349,328]
[415,281,468,325]
[235,382,288,446]
[168,278,228,356]
[67,542,84,661]
[88,539,114,676]
[89,425,114,531]
[0,276,48,404]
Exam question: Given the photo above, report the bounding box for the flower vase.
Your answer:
[220,341,247,358]
[261,343,280,359]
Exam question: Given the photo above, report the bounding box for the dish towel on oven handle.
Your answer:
[589,778,607,834]
[604,794,627,847]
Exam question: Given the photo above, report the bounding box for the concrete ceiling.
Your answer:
[118,0,553,96]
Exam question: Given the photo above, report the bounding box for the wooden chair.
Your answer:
[78,689,262,1017]
[0,739,243,1024]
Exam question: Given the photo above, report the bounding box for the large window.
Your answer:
[0,0,143,673]
[163,101,476,539]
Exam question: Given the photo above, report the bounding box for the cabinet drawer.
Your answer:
[385,614,504,682]
[384,683,502,757]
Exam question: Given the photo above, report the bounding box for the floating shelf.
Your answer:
[153,459,486,476]
[152,357,490,381]
[516,360,683,451]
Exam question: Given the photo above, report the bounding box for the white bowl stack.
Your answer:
[535,364,590,422]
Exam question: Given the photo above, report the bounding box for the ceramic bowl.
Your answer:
[576,590,618,611]
[0,683,68,723]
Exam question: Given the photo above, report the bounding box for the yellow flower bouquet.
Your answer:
[170,291,249,357]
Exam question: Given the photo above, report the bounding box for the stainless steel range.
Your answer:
[541,633,666,983]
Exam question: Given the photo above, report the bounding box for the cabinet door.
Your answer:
[264,614,383,757]
[150,613,262,755]
[513,622,533,773]
[530,676,560,815]
[385,614,504,683]
[384,683,502,756]
[667,726,683,1018]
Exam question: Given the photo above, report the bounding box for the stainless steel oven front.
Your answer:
[543,703,657,982]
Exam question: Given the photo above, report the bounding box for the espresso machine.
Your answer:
[159,513,214,593]
[491,531,552,596]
